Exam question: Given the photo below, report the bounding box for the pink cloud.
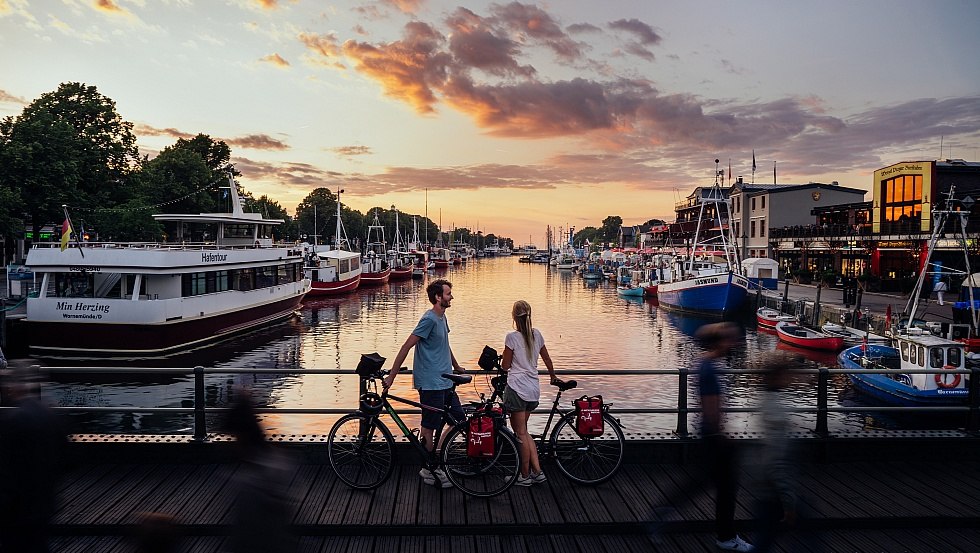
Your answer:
[259,53,290,67]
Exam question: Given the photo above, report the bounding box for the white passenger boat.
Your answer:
[24,171,310,359]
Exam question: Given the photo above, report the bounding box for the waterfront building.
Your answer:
[769,159,980,292]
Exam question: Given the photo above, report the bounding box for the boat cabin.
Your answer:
[894,330,968,392]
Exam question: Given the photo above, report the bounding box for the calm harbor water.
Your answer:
[36,256,956,435]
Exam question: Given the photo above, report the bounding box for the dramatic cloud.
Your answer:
[298,32,345,68]
[341,21,451,113]
[490,2,584,62]
[445,7,534,78]
[94,0,127,16]
[259,53,290,67]
[232,156,343,189]
[567,22,602,34]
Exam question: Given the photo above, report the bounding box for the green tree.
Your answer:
[600,215,623,243]
[0,82,141,237]
[295,188,339,245]
[246,194,295,241]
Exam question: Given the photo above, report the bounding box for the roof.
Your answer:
[738,182,867,196]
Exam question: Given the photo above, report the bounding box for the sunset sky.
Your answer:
[2,0,979,243]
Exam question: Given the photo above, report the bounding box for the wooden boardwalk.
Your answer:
[47,452,980,553]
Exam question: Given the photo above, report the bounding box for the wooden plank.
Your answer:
[800,463,892,519]
[868,461,975,516]
[286,464,321,521]
[474,534,503,553]
[415,477,443,526]
[319,536,353,553]
[509,485,540,525]
[185,536,227,553]
[592,475,638,523]
[390,464,421,525]
[400,535,424,553]
[612,465,660,521]
[146,464,221,524]
[93,464,177,524]
[374,535,400,553]
[849,462,945,517]
[366,464,400,526]
[293,465,332,525]
[547,470,589,524]
[184,465,238,525]
[461,492,492,526]
[118,463,199,524]
[523,535,553,553]
[441,478,467,526]
[318,469,354,526]
[499,534,529,553]
[657,463,712,521]
[71,464,158,525]
[55,464,141,524]
[424,535,451,553]
[526,479,564,524]
[486,491,516,525]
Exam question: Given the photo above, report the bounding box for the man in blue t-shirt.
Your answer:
[384,279,465,487]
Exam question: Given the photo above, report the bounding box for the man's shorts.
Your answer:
[418,388,464,430]
[502,386,539,413]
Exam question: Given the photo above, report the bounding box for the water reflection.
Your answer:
[28,257,965,435]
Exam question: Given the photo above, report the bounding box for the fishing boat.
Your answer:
[775,321,845,351]
[359,210,391,286]
[431,247,452,268]
[757,307,795,329]
[305,192,361,295]
[24,170,311,359]
[838,331,970,406]
[387,207,414,281]
[657,162,748,316]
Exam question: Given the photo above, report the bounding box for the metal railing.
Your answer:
[5,363,979,442]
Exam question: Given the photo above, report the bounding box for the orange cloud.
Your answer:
[383,0,425,14]
[255,0,278,10]
[259,53,290,67]
[93,0,132,18]
[341,21,450,114]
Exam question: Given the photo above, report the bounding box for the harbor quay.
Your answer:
[37,434,980,552]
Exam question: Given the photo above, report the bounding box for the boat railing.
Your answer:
[4,364,979,441]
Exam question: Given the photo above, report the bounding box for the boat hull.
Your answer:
[657,272,748,316]
[839,345,971,406]
[390,266,413,281]
[616,286,644,297]
[27,293,305,359]
[775,322,844,351]
[307,275,361,296]
[360,267,391,285]
[757,308,794,329]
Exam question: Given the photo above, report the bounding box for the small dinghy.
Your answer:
[775,321,845,351]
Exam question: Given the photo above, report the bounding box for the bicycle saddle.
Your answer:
[442,373,472,385]
[555,379,577,391]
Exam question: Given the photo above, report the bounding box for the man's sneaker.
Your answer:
[716,535,754,552]
[505,474,535,486]
[530,471,547,484]
[419,467,452,488]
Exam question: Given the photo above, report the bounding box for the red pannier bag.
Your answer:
[575,395,604,437]
[467,414,496,457]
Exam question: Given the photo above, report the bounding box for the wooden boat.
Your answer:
[820,322,889,346]
[757,307,795,329]
[838,330,970,406]
[360,211,391,285]
[775,321,844,351]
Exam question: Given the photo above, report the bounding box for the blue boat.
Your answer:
[838,332,970,406]
[657,163,748,316]
[657,270,748,316]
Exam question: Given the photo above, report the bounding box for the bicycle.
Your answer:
[326,353,521,497]
[476,346,625,484]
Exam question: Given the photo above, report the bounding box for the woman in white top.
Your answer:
[501,300,558,485]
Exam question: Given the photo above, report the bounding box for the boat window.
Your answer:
[900,341,909,361]
[54,273,95,298]
[234,268,255,292]
[182,272,207,297]
[909,344,916,365]
[947,347,962,367]
[918,346,925,367]
[223,224,253,239]
[340,259,350,274]
[255,265,276,288]
[930,347,945,368]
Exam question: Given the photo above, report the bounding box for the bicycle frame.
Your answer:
[377,387,466,463]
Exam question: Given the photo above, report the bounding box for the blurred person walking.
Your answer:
[222,389,297,553]
[0,368,66,553]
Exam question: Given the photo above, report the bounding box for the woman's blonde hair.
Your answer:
[512,300,535,362]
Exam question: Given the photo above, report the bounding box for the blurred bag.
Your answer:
[355,352,386,378]
[478,345,499,371]
[575,395,604,437]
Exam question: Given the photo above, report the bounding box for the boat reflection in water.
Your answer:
[775,339,841,368]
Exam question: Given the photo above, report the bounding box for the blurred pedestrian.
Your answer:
[132,512,180,553]
[0,368,66,553]
[751,354,799,553]
[222,389,297,553]
[695,322,753,552]
[646,322,753,551]
[934,276,949,306]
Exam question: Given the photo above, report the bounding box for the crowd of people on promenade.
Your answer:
[0,280,816,552]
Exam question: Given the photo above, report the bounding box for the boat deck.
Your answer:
[47,442,980,552]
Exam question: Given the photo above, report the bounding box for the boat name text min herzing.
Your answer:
[56,301,111,314]
[203,253,228,262]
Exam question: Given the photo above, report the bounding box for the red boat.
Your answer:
[389,264,413,281]
[360,266,391,285]
[757,307,795,328]
[775,321,845,351]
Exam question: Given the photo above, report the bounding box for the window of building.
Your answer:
[760,219,765,237]
[751,220,756,238]
[761,196,766,209]
[751,197,756,210]
[881,174,923,225]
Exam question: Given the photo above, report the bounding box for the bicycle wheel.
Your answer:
[550,412,625,485]
[327,413,394,489]
[441,424,520,497]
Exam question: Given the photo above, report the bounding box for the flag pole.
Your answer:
[62,204,85,258]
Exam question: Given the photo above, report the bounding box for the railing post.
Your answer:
[816,366,829,438]
[675,367,689,438]
[968,367,980,434]
[193,366,207,442]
